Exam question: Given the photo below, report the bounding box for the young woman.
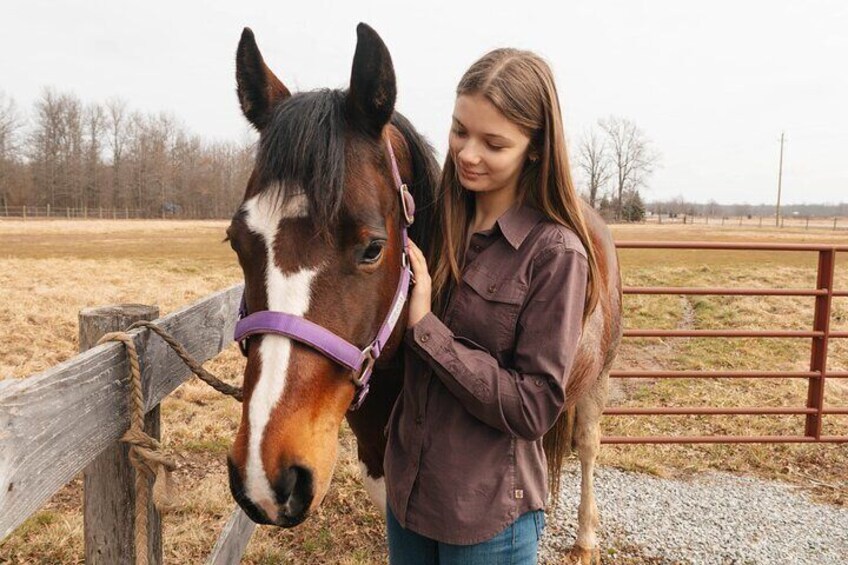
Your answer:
[384,48,601,563]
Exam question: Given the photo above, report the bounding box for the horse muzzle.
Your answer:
[227,456,314,527]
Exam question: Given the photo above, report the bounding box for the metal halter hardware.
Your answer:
[234,137,415,410]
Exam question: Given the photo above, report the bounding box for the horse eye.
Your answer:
[361,240,385,264]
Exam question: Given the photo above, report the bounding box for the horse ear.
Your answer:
[346,23,396,137]
[236,28,291,130]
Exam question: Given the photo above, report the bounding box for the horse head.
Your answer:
[225,24,438,527]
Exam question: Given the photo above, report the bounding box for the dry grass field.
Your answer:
[1,218,846,563]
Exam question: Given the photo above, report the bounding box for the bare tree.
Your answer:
[575,128,612,208]
[0,92,21,157]
[63,95,84,209]
[668,196,687,216]
[147,112,175,217]
[0,91,23,208]
[599,116,660,221]
[706,199,720,219]
[30,88,64,207]
[84,102,106,209]
[106,97,128,208]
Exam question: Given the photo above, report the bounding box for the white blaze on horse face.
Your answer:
[242,190,317,511]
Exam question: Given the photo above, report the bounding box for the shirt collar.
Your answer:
[495,202,545,250]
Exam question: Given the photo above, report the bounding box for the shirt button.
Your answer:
[487,284,497,293]
[534,378,543,387]
[415,415,424,425]
[419,333,430,343]
[471,244,482,251]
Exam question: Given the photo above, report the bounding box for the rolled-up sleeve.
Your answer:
[404,246,588,441]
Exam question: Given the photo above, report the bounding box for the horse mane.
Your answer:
[253,87,441,256]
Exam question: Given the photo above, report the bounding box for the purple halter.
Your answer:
[234,137,416,410]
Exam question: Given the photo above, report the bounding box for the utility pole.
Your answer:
[775,131,785,227]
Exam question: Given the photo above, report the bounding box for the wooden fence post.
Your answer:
[79,304,162,565]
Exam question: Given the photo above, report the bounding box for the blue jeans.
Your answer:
[387,504,545,564]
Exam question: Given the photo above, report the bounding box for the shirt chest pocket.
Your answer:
[457,267,529,352]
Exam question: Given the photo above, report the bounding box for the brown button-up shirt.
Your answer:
[384,202,589,545]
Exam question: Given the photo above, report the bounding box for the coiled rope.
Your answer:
[97,322,243,563]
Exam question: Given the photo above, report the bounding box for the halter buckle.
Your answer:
[399,184,414,225]
[352,345,377,388]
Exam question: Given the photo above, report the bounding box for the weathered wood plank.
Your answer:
[80,304,162,565]
[205,507,256,565]
[0,283,243,541]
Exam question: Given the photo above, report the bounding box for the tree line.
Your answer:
[1,90,670,221]
[0,89,254,218]
[647,198,848,219]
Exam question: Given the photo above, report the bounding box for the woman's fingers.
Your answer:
[407,239,421,262]
[406,239,428,281]
[404,237,431,329]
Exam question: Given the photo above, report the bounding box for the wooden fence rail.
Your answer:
[0,283,255,562]
[0,205,231,221]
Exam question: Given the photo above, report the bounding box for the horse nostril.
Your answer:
[273,465,314,521]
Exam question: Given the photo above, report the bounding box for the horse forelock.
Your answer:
[255,89,348,234]
[249,88,440,255]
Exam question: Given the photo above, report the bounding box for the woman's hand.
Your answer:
[406,238,432,328]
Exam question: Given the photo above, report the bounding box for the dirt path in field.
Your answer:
[608,295,696,405]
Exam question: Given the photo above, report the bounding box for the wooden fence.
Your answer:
[642,214,848,231]
[0,205,227,220]
[0,284,253,564]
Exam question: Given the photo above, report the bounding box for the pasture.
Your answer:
[1,219,846,563]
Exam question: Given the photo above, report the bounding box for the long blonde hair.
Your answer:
[431,48,600,325]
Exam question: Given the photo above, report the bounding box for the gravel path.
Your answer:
[539,466,848,564]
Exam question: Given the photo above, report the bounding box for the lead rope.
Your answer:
[128,321,243,401]
[97,322,243,564]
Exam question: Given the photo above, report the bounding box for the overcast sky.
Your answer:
[3,0,846,205]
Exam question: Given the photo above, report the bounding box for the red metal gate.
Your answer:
[603,241,848,444]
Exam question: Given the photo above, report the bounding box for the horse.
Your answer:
[225,23,622,565]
